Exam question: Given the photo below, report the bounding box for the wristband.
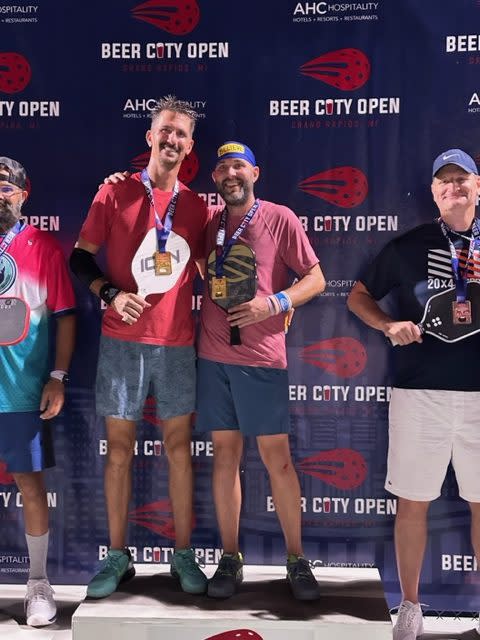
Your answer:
[99,282,121,306]
[50,370,69,383]
[265,296,277,315]
[274,291,293,313]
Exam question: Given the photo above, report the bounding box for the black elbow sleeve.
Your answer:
[69,248,105,287]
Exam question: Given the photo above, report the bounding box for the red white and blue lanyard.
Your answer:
[0,220,22,260]
[141,168,179,253]
[215,199,259,278]
[439,218,480,302]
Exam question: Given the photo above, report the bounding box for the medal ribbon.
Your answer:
[215,199,259,278]
[0,220,23,260]
[141,169,179,253]
[439,218,480,302]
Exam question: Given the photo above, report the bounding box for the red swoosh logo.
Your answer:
[301,337,367,378]
[0,461,14,485]
[299,167,368,208]
[131,149,199,185]
[128,499,176,539]
[300,48,370,90]
[299,449,367,490]
[0,52,31,94]
[131,0,200,35]
[205,632,263,640]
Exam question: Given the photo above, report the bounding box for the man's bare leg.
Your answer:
[211,430,244,553]
[104,417,136,549]
[395,497,430,603]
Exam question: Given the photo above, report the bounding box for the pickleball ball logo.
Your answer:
[205,631,263,640]
[131,149,199,185]
[0,461,14,485]
[0,53,31,94]
[131,0,200,35]
[299,449,367,490]
[128,499,176,539]
[299,166,368,208]
[300,48,370,91]
[301,337,367,378]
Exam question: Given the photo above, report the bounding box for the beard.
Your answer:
[217,179,253,207]
[0,199,21,234]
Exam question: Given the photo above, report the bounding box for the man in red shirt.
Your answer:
[70,96,209,598]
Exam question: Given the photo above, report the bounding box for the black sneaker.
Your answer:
[207,552,243,598]
[286,555,320,601]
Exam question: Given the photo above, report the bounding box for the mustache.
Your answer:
[160,142,179,153]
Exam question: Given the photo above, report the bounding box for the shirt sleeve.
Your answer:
[278,207,319,275]
[78,184,117,247]
[360,239,401,300]
[45,243,76,315]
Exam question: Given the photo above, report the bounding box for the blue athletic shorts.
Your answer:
[0,412,55,473]
[96,336,196,421]
[195,358,290,436]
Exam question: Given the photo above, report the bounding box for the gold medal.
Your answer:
[211,276,227,299]
[452,300,472,325]
[154,251,172,276]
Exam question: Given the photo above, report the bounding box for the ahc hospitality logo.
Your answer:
[0,4,39,25]
[123,97,206,120]
[291,1,382,24]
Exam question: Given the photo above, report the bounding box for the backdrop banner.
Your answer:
[1,0,479,614]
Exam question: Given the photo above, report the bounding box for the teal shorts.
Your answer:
[195,358,290,436]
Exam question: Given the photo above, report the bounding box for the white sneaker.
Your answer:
[25,578,57,627]
[393,600,423,640]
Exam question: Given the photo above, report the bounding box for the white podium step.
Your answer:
[72,565,392,640]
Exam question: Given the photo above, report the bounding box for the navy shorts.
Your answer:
[96,336,196,421]
[195,358,290,436]
[0,412,55,473]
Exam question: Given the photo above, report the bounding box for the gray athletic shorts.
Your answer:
[96,335,196,421]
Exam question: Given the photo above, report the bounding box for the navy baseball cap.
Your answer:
[432,148,478,178]
[215,141,256,167]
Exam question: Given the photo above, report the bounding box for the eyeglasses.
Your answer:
[0,185,22,197]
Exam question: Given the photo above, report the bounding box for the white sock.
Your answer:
[26,531,49,580]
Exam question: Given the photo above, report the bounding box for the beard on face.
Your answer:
[0,198,22,234]
[217,179,253,207]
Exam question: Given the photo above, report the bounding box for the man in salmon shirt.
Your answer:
[70,96,209,598]
[196,141,326,600]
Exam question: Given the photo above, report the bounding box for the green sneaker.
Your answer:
[86,548,135,599]
[170,548,207,594]
[286,555,320,601]
[207,552,243,599]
